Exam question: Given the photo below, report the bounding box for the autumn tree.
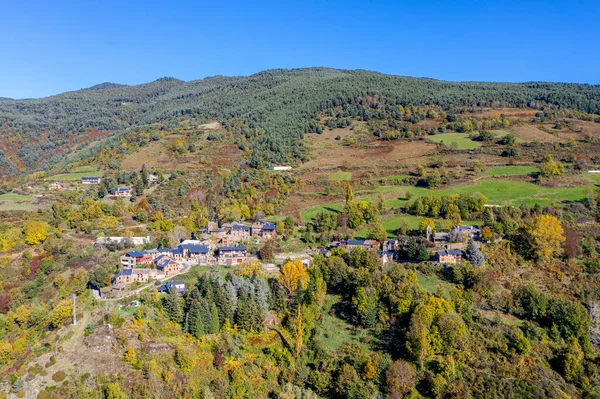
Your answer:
[539,154,564,179]
[526,215,565,260]
[386,360,417,398]
[49,298,73,329]
[24,221,49,245]
[279,260,309,295]
[419,218,435,235]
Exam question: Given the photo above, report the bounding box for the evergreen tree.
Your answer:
[163,288,184,324]
[268,278,287,313]
[141,164,149,187]
[465,241,485,266]
[194,309,206,337]
[416,244,430,262]
[210,302,220,334]
[406,237,418,259]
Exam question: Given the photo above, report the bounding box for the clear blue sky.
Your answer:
[1,0,599,99]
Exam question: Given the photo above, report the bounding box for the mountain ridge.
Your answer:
[1,67,599,176]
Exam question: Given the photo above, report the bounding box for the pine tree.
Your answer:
[210,302,220,334]
[194,311,205,337]
[163,288,184,324]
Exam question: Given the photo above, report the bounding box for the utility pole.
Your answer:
[72,293,77,325]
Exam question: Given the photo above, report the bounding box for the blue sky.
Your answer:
[1,0,598,99]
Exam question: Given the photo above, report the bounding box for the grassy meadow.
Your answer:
[427,133,480,149]
[45,166,103,181]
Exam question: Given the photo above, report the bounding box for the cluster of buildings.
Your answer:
[112,239,252,290]
[203,220,277,246]
[319,225,482,266]
[108,220,281,291]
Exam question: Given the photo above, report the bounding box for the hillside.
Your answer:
[1,68,599,175]
[1,68,600,398]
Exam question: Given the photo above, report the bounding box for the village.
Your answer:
[100,215,483,297]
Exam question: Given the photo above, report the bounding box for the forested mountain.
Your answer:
[1,67,600,174]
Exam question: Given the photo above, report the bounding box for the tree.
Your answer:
[526,215,565,260]
[352,287,379,327]
[465,241,485,266]
[49,298,72,329]
[279,260,309,295]
[481,226,493,241]
[419,218,435,235]
[209,302,220,334]
[163,288,184,324]
[23,221,49,245]
[513,285,548,321]
[366,221,387,242]
[275,221,285,235]
[103,383,128,399]
[124,347,137,365]
[346,182,354,204]
[539,154,564,179]
[427,169,441,188]
[89,267,109,288]
[386,360,417,398]
[416,244,430,262]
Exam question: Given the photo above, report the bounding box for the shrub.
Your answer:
[51,371,66,383]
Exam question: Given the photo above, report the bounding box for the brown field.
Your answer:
[122,136,241,171]
[198,121,222,130]
[567,119,600,136]
[301,125,437,171]
[510,124,565,142]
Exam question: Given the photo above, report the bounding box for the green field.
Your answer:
[0,193,34,202]
[428,133,481,149]
[587,173,600,185]
[384,175,408,181]
[329,171,352,181]
[483,165,538,177]
[46,166,102,181]
[320,295,369,350]
[301,178,597,221]
[0,192,36,211]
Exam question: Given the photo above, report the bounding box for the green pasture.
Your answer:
[483,165,538,177]
[329,171,352,181]
[46,166,102,181]
[300,178,596,221]
[427,133,480,149]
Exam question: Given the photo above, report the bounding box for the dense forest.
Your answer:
[1,68,600,174]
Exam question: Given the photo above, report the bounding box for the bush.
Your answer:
[45,355,57,368]
[51,371,66,382]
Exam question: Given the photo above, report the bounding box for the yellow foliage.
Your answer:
[363,360,376,380]
[0,341,12,362]
[0,228,19,252]
[23,221,49,245]
[236,259,264,278]
[279,260,309,295]
[526,215,565,260]
[49,298,73,328]
[13,305,31,327]
[124,347,137,365]
[99,216,120,229]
